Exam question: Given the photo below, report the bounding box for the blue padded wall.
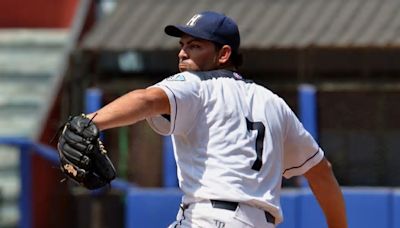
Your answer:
[278,190,299,228]
[125,187,399,228]
[393,190,400,228]
[344,188,392,228]
[298,189,327,228]
[126,188,182,228]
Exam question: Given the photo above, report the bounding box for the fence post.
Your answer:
[85,87,103,114]
[298,84,318,188]
[19,142,32,228]
[298,84,318,141]
[163,136,177,187]
[85,88,103,140]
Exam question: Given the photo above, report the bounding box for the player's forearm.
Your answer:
[304,158,348,228]
[87,88,170,131]
[311,174,347,228]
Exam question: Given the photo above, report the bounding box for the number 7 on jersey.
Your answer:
[246,118,266,171]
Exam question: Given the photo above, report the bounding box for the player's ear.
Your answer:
[217,45,232,65]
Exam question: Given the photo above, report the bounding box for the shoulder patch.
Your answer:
[167,74,186,81]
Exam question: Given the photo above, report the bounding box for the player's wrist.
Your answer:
[84,112,105,131]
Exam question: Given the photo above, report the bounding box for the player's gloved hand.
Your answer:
[57,114,116,190]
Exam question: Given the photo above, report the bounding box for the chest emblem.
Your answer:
[167,74,186,81]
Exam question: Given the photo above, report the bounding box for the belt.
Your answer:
[210,200,275,224]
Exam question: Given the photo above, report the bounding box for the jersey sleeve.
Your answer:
[281,100,324,179]
[146,72,201,136]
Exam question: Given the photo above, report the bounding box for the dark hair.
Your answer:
[213,42,243,69]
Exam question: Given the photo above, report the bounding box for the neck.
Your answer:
[218,63,236,71]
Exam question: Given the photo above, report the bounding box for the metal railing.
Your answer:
[0,137,134,228]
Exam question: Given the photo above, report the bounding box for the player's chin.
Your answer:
[178,63,187,72]
[179,64,201,72]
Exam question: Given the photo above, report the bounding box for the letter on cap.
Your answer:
[186,14,202,27]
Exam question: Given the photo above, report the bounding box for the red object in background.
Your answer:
[34,91,73,228]
[0,0,99,226]
[0,0,87,227]
[0,0,79,28]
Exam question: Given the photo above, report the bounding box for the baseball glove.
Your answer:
[57,114,116,190]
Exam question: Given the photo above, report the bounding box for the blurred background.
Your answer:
[1,0,400,227]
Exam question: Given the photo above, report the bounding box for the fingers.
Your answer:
[63,129,89,151]
[58,137,91,167]
[68,115,99,139]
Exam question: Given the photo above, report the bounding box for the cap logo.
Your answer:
[186,14,202,27]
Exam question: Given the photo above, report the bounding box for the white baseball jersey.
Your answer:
[146,69,324,224]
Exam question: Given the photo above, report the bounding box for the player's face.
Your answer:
[178,35,220,72]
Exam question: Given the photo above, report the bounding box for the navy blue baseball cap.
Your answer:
[165,11,240,52]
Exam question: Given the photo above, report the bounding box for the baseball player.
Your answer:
[82,11,347,227]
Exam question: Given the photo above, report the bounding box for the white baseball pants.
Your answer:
[168,200,275,228]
